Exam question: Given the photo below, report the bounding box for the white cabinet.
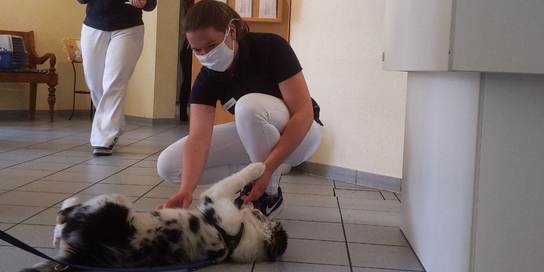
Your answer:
[384,0,544,74]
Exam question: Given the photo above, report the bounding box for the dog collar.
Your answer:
[213,222,244,258]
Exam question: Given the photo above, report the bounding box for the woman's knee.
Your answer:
[156,139,185,182]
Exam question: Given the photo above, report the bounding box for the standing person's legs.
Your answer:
[157,122,252,185]
[235,93,322,194]
[90,25,144,147]
[81,25,109,123]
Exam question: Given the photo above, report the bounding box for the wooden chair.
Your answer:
[63,38,93,120]
[0,30,58,122]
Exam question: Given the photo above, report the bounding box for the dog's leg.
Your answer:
[201,162,265,201]
[53,197,80,248]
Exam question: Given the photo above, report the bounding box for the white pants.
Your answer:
[81,24,144,147]
[157,93,322,193]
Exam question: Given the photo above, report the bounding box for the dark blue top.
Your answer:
[78,0,157,31]
[190,32,302,113]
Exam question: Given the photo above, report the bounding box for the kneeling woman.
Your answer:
[157,0,322,217]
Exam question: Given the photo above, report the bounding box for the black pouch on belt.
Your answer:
[311,98,324,126]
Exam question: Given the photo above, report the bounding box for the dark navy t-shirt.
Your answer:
[189,32,303,114]
[78,0,157,31]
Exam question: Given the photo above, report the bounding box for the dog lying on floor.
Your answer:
[21,163,287,272]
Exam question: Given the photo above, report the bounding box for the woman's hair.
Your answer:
[184,0,250,40]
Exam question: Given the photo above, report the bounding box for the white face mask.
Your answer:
[195,21,236,72]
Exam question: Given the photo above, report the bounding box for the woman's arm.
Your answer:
[179,104,215,194]
[159,104,215,209]
[243,71,314,202]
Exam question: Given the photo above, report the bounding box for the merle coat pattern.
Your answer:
[21,163,287,272]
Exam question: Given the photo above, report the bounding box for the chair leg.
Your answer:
[90,100,94,120]
[29,83,37,120]
[69,89,76,120]
[47,84,56,122]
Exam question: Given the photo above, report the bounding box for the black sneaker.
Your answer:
[92,146,113,156]
[235,185,284,218]
[92,137,118,156]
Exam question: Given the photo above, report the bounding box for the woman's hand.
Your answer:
[156,190,193,209]
[127,0,147,9]
[242,171,272,203]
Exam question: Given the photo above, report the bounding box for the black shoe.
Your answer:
[235,185,284,218]
[92,137,118,156]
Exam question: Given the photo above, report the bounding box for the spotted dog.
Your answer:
[21,163,287,272]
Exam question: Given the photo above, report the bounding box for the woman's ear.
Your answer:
[229,22,238,40]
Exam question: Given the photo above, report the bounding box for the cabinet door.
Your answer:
[383,0,453,71]
[452,0,544,74]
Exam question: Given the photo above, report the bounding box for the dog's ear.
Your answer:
[57,197,81,224]
[265,222,288,261]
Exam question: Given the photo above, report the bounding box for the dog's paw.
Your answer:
[52,224,63,248]
[246,162,266,179]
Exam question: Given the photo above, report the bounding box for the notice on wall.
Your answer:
[235,0,252,18]
[259,0,277,18]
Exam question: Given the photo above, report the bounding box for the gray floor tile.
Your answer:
[348,243,424,271]
[381,191,399,201]
[283,193,338,208]
[335,189,383,200]
[35,155,89,164]
[0,224,55,248]
[65,164,123,176]
[279,239,349,266]
[133,160,157,168]
[281,183,333,196]
[0,205,44,223]
[53,150,93,158]
[10,161,73,171]
[45,172,109,183]
[119,167,160,177]
[17,180,89,194]
[65,194,138,208]
[85,157,140,167]
[113,152,150,160]
[0,160,19,168]
[79,184,153,197]
[0,175,38,190]
[394,193,402,203]
[281,174,333,186]
[0,191,69,207]
[197,263,252,272]
[132,197,167,212]
[281,220,344,242]
[335,181,378,191]
[140,185,178,198]
[0,168,54,178]
[353,268,413,272]
[278,206,341,223]
[344,224,408,246]
[0,246,58,272]
[338,198,400,212]
[341,209,400,227]
[254,262,350,272]
[0,223,12,230]
[23,207,59,225]
[100,173,162,186]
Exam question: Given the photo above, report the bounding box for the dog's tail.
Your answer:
[201,162,265,200]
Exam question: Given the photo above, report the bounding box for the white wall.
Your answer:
[290,0,407,177]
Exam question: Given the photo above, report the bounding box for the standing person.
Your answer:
[156,0,323,217]
[78,0,157,156]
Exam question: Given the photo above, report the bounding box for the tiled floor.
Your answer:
[0,118,419,272]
